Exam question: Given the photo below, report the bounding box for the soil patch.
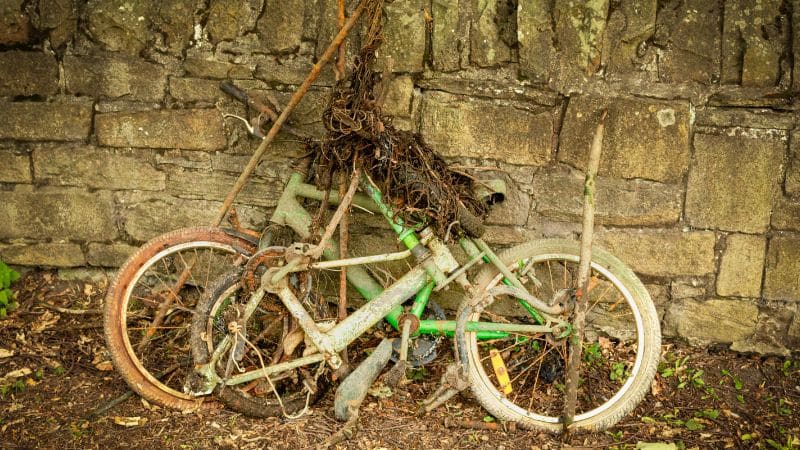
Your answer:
[1,271,798,449]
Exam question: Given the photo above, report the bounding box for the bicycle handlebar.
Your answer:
[220,81,249,104]
[219,81,312,140]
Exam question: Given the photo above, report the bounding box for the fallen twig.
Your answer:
[36,302,101,315]
[443,418,517,432]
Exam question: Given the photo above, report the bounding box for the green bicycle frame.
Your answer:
[269,169,552,341]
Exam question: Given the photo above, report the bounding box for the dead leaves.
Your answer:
[112,416,148,427]
[30,311,60,333]
[1,367,32,383]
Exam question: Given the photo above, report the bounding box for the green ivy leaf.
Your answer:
[684,419,703,431]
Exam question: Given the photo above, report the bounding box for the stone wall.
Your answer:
[0,0,798,354]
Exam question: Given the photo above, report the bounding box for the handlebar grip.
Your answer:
[457,204,486,238]
[220,81,248,104]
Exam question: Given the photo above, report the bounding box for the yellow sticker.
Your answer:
[490,349,513,395]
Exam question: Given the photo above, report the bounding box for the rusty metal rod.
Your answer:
[213,0,366,225]
[336,0,347,81]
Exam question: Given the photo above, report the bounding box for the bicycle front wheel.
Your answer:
[457,239,660,432]
[103,227,256,410]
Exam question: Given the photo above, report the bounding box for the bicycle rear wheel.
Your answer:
[103,227,256,410]
[457,239,660,432]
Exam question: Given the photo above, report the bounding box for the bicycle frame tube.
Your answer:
[268,170,545,340]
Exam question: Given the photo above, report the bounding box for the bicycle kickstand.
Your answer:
[417,362,470,415]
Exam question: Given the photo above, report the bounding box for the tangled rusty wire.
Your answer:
[310,0,487,237]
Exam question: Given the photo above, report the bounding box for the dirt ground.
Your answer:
[1,271,798,450]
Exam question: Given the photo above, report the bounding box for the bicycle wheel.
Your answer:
[457,239,660,432]
[103,227,256,410]
[191,266,329,418]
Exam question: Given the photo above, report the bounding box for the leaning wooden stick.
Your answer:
[563,108,608,430]
[213,0,366,225]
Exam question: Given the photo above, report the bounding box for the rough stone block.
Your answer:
[156,150,213,170]
[257,0,304,53]
[654,0,721,83]
[381,76,415,119]
[470,0,512,67]
[484,179,532,227]
[170,77,220,103]
[39,0,77,49]
[151,0,194,54]
[118,192,267,241]
[795,1,800,93]
[0,186,117,241]
[604,0,656,78]
[790,313,800,344]
[731,306,793,356]
[0,149,31,183]
[210,143,304,175]
[246,88,329,137]
[86,243,137,267]
[95,109,225,151]
[417,76,560,106]
[670,280,707,300]
[64,54,168,101]
[206,0,260,44]
[377,1,425,73]
[531,167,682,226]
[0,0,30,45]
[772,197,800,232]
[421,92,552,166]
[517,0,555,82]
[787,131,800,196]
[695,108,797,131]
[0,243,85,267]
[665,298,759,344]
[0,99,93,141]
[255,57,334,86]
[32,145,165,191]
[431,0,463,72]
[597,230,716,277]
[184,51,253,79]
[553,0,609,83]
[165,168,283,207]
[717,234,766,298]
[0,51,59,97]
[722,0,789,86]
[686,132,784,233]
[85,0,152,55]
[558,96,690,183]
[764,236,800,302]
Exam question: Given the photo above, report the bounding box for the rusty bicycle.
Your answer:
[103,80,661,432]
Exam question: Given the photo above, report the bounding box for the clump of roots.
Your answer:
[310,0,486,237]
